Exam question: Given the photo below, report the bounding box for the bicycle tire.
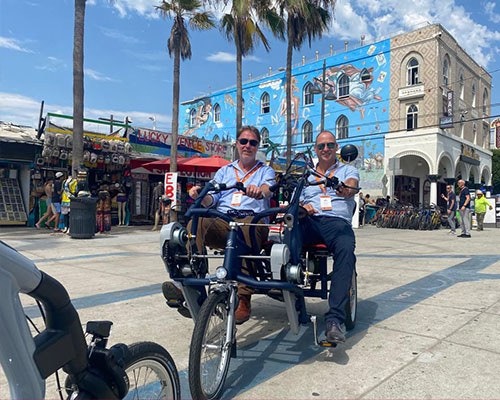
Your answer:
[344,269,357,331]
[123,341,181,400]
[189,290,233,400]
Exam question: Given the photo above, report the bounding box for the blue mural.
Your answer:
[180,38,391,190]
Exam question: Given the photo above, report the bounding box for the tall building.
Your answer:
[179,23,493,207]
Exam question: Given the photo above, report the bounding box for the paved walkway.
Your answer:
[1,224,500,399]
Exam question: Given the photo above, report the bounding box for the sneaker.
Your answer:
[448,230,456,235]
[325,321,346,343]
[235,294,251,325]
[457,234,466,237]
[161,281,191,318]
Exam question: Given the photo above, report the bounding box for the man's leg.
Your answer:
[476,212,485,230]
[459,209,466,235]
[447,212,455,232]
[463,208,471,235]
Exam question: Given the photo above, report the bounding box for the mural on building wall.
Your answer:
[179,39,390,191]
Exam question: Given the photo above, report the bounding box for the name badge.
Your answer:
[231,191,243,207]
[320,195,332,211]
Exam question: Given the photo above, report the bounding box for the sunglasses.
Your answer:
[316,142,337,150]
[238,138,259,147]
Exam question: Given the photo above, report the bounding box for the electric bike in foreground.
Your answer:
[0,240,181,400]
[160,145,360,400]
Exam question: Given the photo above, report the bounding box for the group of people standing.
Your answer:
[35,172,77,233]
[442,179,493,237]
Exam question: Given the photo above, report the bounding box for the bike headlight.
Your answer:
[215,267,228,280]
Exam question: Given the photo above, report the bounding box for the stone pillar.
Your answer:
[427,174,440,207]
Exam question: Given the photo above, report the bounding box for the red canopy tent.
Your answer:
[180,155,231,173]
[142,157,188,171]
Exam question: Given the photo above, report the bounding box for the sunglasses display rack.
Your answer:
[0,177,27,225]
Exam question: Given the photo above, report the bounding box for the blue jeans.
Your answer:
[297,216,356,325]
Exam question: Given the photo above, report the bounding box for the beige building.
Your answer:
[385,23,493,206]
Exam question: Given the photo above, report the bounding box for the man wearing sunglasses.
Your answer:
[299,130,360,344]
[185,125,276,324]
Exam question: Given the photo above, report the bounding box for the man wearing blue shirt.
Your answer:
[187,125,275,324]
[298,131,359,343]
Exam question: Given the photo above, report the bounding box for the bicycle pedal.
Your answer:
[318,339,337,348]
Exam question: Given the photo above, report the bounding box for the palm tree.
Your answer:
[72,0,85,176]
[157,0,215,177]
[219,0,283,133]
[278,0,335,164]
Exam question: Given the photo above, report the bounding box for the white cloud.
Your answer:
[0,36,33,53]
[330,0,500,69]
[0,92,172,132]
[84,68,119,82]
[206,51,261,63]
[107,0,159,19]
[35,56,66,72]
[485,2,500,24]
[100,27,142,44]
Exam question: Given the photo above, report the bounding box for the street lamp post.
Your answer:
[309,60,336,132]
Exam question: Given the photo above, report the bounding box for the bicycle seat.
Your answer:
[303,243,328,250]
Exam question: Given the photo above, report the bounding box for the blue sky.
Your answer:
[1,0,499,132]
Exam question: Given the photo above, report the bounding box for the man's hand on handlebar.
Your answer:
[189,185,202,200]
[336,177,359,198]
[245,184,264,199]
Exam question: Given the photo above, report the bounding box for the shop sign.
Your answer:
[439,116,453,129]
[460,144,480,165]
[178,170,215,179]
[164,172,178,209]
[398,84,424,99]
[446,90,453,117]
[132,128,230,157]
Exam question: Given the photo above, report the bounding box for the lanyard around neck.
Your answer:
[234,162,261,184]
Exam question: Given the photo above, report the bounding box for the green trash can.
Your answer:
[70,197,97,239]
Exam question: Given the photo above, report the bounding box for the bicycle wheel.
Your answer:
[344,269,357,331]
[123,341,181,400]
[189,290,233,400]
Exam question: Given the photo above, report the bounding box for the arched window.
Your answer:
[472,122,477,144]
[471,83,476,108]
[459,72,465,100]
[302,120,313,143]
[260,127,269,147]
[338,74,349,98]
[443,56,450,87]
[360,68,371,82]
[213,134,220,142]
[189,109,197,127]
[213,103,221,123]
[406,104,418,130]
[482,88,488,115]
[336,115,349,139]
[407,58,419,85]
[303,82,314,106]
[260,92,270,114]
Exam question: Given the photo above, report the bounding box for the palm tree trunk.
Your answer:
[235,33,243,135]
[285,21,293,165]
[170,34,181,222]
[72,0,85,176]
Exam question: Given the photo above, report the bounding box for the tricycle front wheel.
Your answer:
[344,269,357,331]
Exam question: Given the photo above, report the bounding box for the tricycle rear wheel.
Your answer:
[344,269,357,330]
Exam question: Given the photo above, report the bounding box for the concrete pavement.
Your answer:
[1,224,500,399]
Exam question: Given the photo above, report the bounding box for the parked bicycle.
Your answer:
[0,240,180,400]
[160,145,359,400]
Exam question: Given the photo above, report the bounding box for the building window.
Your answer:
[459,72,465,100]
[482,89,488,115]
[303,82,314,106]
[406,104,418,130]
[472,122,477,144]
[338,74,349,98]
[443,56,450,87]
[483,123,489,148]
[213,134,220,142]
[302,120,313,143]
[261,127,269,147]
[189,109,197,127]
[213,103,221,123]
[360,68,371,82]
[260,92,270,114]
[242,98,245,118]
[471,83,476,108]
[407,58,419,86]
[336,115,349,139]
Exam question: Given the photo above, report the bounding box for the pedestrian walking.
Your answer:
[474,190,493,231]
[457,179,471,238]
[441,184,457,234]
